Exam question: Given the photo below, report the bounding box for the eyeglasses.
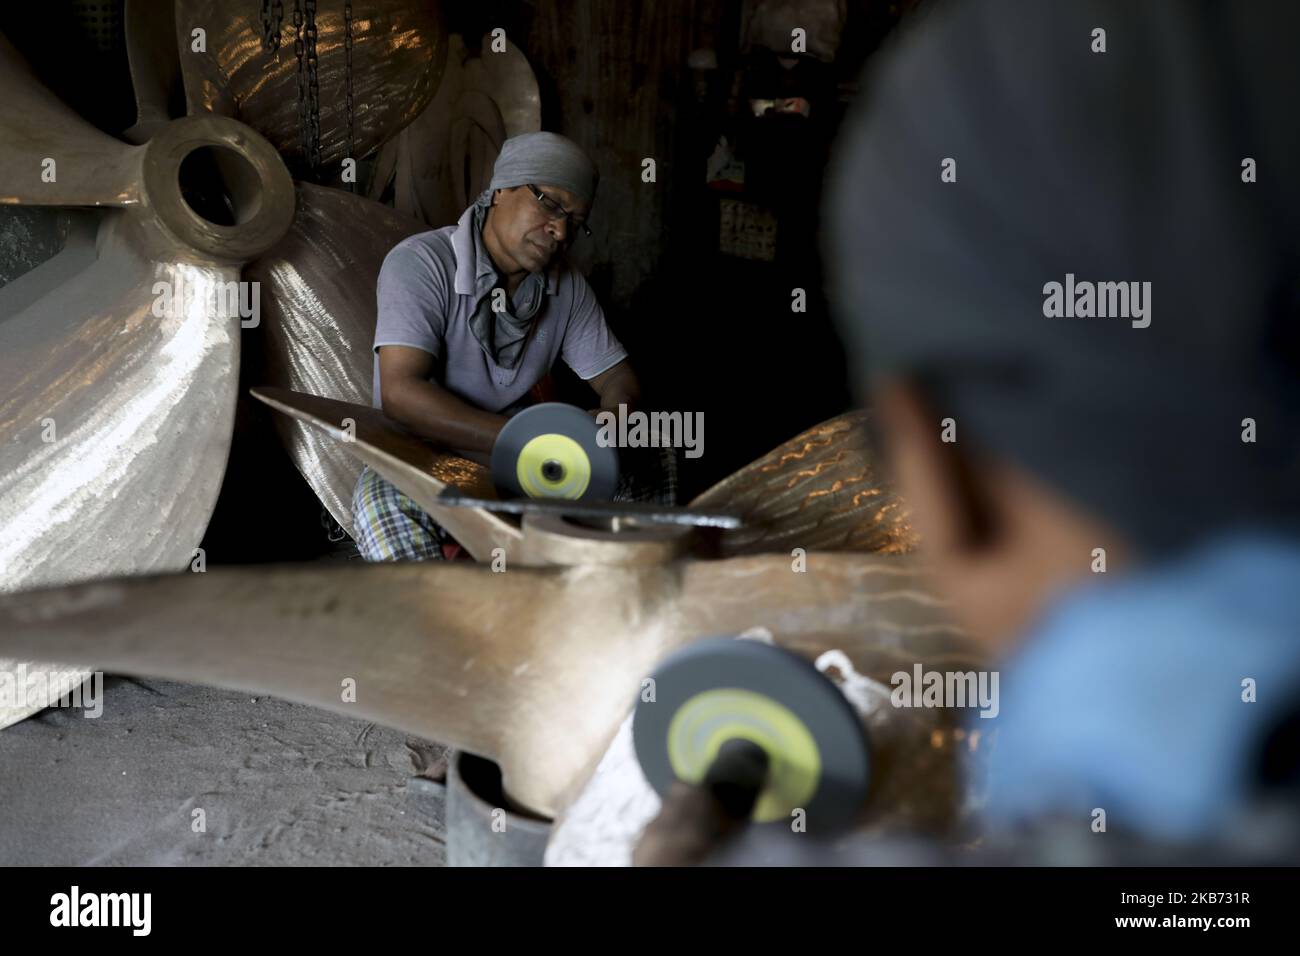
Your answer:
[526,184,592,239]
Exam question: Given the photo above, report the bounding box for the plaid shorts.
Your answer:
[351,443,680,563]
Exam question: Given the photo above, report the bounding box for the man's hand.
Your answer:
[633,782,737,867]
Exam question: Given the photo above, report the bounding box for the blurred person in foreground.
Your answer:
[821,0,1300,858]
[636,0,1300,867]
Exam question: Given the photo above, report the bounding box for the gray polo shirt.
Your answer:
[371,204,628,414]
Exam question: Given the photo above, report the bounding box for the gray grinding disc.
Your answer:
[490,402,620,500]
[633,637,871,832]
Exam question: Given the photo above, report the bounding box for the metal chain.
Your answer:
[293,1,307,167]
[260,0,284,51]
[344,0,355,182]
[303,0,322,171]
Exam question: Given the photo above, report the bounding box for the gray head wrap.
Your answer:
[488,132,599,204]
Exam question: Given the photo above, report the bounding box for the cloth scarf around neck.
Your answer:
[466,189,547,370]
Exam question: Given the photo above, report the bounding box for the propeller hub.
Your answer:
[140,114,294,264]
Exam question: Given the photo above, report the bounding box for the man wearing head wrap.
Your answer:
[352,132,670,561]
[824,0,1300,853]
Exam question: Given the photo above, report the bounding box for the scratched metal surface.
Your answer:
[0,214,244,728]
[250,388,518,561]
[689,410,919,556]
[250,388,498,499]
[246,183,428,531]
[176,0,447,168]
[0,29,299,728]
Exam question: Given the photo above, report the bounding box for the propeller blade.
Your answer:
[0,562,529,778]
[0,217,244,586]
[371,31,541,224]
[249,386,519,559]
[0,31,143,206]
[0,214,245,727]
[175,0,448,170]
[0,551,964,819]
[0,5,296,735]
[689,410,919,557]
[244,183,426,530]
[1,19,294,252]
[122,0,182,145]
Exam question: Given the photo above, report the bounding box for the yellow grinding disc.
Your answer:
[667,688,820,822]
[490,402,621,500]
[634,638,871,831]
[516,432,591,499]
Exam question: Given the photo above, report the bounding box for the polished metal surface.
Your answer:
[517,511,694,569]
[0,551,970,821]
[251,387,521,559]
[176,0,447,168]
[0,31,296,728]
[0,216,242,728]
[245,185,427,531]
[1,27,293,256]
[369,32,541,225]
[689,410,919,556]
[0,32,143,207]
[435,488,743,529]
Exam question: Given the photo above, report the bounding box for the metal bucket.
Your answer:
[446,751,553,867]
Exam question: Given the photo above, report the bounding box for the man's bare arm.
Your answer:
[586,358,641,414]
[378,345,507,453]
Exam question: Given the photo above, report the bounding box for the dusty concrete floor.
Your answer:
[0,676,450,865]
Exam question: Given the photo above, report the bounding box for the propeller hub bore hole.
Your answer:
[177,145,263,227]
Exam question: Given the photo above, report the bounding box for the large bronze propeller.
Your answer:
[0,28,294,726]
[174,0,447,173]
[0,382,978,836]
[0,5,447,725]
